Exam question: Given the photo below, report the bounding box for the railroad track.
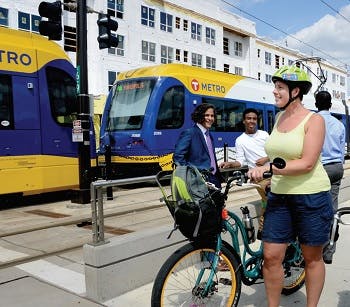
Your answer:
[1,163,349,269]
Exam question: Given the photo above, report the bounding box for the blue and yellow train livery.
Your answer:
[99,63,349,177]
[0,28,94,197]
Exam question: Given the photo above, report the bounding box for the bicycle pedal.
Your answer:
[219,278,232,285]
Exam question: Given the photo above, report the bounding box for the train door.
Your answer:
[0,74,41,156]
[151,79,185,154]
[39,66,78,157]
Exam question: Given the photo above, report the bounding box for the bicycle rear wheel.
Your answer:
[151,242,242,307]
[282,242,305,295]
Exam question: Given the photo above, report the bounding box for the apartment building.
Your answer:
[0,0,347,101]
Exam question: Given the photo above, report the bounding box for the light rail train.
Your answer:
[0,28,96,198]
[98,63,349,178]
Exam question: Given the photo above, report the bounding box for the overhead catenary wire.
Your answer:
[319,0,350,23]
[221,0,349,68]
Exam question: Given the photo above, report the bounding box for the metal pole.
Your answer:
[73,0,91,203]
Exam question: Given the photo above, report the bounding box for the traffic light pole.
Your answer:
[73,0,91,204]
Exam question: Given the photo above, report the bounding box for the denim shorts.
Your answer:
[262,191,333,246]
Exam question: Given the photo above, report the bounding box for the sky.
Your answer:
[219,0,350,72]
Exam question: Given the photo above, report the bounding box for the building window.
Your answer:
[191,53,202,67]
[258,72,261,80]
[141,5,155,27]
[234,41,242,57]
[160,12,173,32]
[108,0,124,19]
[340,76,345,86]
[332,73,336,83]
[108,71,117,91]
[183,50,188,62]
[223,37,229,55]
[18,12,40,32]
[176,49,181,61]
[206,56,216,70]
[224,64,229,73]
[0,7,9,26]
[235,66,243,76]
[275,55,280,69]
[161,45,173,64]
[31,15,41,32]
[191,22,201,40]
[175,17,180,29]
[257,48,260,58]
[265,52,272,65]
[288,59,293,66]
[183,19,188,31]
[206,27,215,45]
[18,11,30,30]
[142,40,156,62]
[265,74,272,83]
[282,57,285,66]
[108,35,125,56]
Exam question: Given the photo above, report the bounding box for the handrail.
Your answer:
[89,167,247,245]
[90,175,157,245]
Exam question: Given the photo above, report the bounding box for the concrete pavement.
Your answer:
[0,163,349,306]
[1,200,349,307]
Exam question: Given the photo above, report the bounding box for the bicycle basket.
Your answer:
[165,194,222,239]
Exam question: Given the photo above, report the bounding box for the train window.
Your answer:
[108,79,156,130]
[267,110,275,133]
[46,67,77,125]
[203,98,245,132]
[255,109,264,130]
[0,74,14,129]
[156,86,184,129]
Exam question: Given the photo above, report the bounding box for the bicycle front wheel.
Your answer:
[151,242,242,307]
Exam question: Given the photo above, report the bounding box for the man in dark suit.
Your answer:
[173,103,223,188]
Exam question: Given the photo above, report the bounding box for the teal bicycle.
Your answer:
[151,159,305,307]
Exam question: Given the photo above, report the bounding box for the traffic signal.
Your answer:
[97,13,119,49]
[38,1,62,40]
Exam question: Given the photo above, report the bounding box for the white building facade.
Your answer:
[0,0,348,103]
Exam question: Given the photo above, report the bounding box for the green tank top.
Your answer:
[265,111,330,194]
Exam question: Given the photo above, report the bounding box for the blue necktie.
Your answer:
[205,130,216,174]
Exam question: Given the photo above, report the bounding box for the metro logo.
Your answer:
[0,50,32,66]
[191,79,200,91]
[190,78,226,94]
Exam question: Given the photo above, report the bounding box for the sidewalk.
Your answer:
[0,199,349,307]
[0,162,349,306]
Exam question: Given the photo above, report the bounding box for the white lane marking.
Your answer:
[0,246,28,262]
[16,259,86,294]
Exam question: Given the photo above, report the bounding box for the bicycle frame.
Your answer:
[223,210,263,281]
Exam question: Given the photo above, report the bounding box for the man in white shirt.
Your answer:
[220,108,270,238]
[220,108,269,170]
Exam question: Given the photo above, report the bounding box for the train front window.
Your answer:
[108,79,155,130]
[0,74,14,129]
[156,86,184,129]
[46,67,77,125]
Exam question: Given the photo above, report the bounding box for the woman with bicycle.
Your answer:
[248,65,333,307]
